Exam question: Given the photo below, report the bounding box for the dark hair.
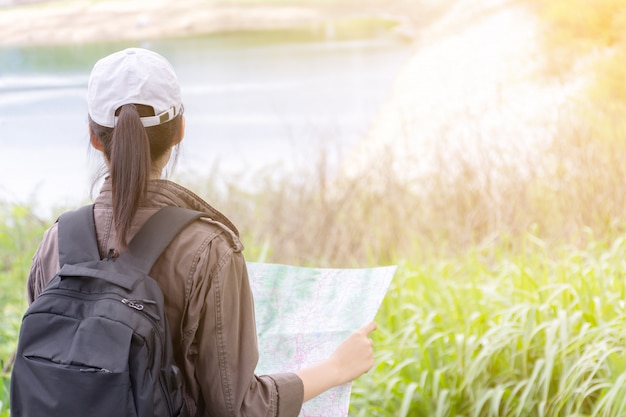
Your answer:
[89,104,183,249]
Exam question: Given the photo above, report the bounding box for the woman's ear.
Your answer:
[89,126,105,151]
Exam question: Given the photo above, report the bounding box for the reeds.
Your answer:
[180,103,626,268]
[349,235,626,416]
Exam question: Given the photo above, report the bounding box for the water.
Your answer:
[0,32,411,217]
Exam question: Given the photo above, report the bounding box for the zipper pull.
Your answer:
[121,298,161,321]
[121,298,144,311]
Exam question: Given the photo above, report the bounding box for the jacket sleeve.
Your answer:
[186,236,304,417]
[27,224,60,303]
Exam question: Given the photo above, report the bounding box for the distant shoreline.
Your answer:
[0,0,420,47]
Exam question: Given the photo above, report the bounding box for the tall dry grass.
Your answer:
[180,103,626,268]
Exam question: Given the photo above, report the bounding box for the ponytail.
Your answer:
[88,104,183,251]
[109,104,151,249]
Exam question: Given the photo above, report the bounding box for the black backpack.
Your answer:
[10,204,203,417]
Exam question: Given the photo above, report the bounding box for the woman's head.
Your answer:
[87,48,185,249]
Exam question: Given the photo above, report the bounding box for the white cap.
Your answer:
[87,48,182,128]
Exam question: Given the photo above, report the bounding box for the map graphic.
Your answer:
[246,262,396,417]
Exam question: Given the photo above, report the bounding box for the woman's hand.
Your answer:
[328,321,377,385]
[296,321,377,402]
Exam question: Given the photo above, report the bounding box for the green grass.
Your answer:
[349,235,626,416]
[0,374,8,417]
[0,203,49,415]
[0,205,48,366]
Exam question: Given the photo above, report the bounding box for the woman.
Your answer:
[26,48,376,416]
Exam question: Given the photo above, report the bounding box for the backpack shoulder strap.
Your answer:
[121,206,206,274]
[58,204,100,267]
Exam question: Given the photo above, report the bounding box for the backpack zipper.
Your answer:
[25,355,113,373]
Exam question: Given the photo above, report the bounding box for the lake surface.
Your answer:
[0,31,411,217]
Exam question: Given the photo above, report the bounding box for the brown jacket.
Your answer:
[27,179,304,417]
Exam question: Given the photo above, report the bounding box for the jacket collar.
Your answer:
[94,178,240,237]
